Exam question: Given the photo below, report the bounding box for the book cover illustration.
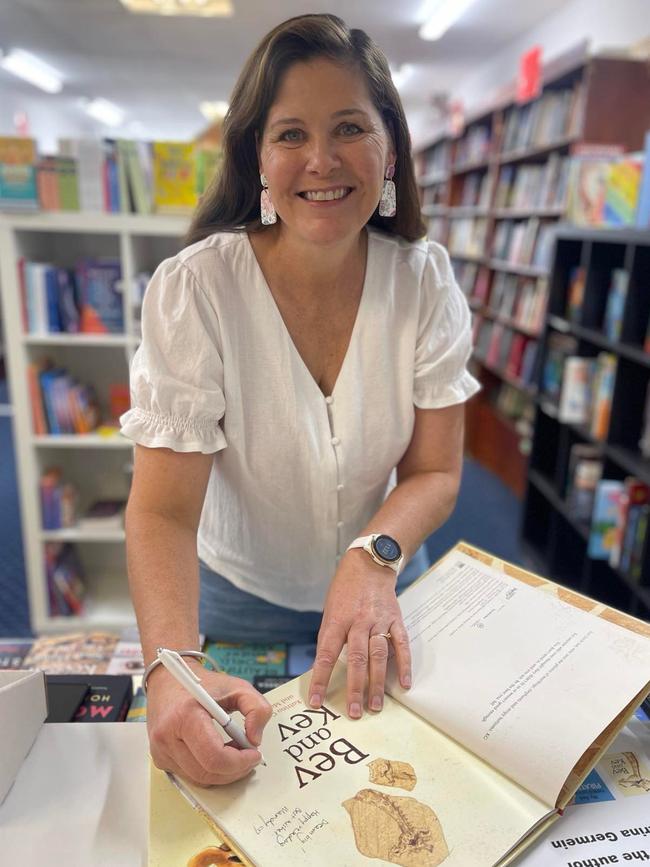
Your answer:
[204,642,287,684]
[77,259,124,334]
[603,157,643,226]
[0,136,38,210]
[602,268,629,342]
[0,638,34,669]
[23,631,119,674]
[605,750,650,795]
[588,480,625,560]
[152,141,197,213]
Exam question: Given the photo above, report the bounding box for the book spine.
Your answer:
[39,371,60,434]
[27,363,47,435]
[45,266,63,332]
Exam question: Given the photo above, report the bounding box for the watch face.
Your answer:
[372,534,402,563]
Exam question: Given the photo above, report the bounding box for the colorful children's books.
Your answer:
[603,156,643,226]
[565,443,602,525]
[558,356,594,424]
[589,352,617,441]
[0,136,38,211]
[152,141,198,213]
[77,259,124,333]
[565,265,586,324]
[636,131,650,229]
[602,268,629,341]
[588,479,625,560]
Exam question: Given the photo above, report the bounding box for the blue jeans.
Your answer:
[199,544,431,644]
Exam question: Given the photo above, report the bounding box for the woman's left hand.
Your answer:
[308,549,412,718]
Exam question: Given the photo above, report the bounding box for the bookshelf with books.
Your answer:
[415,45,650,495]
[416,135,452,245]
[0,211,188,633]
[521,225,650,620]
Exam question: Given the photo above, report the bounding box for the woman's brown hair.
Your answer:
[185,13,426,246]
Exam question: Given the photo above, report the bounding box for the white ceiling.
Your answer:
[0,0,570,143]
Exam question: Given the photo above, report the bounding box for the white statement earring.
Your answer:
[378,165,396,217]
[260,173,277,225]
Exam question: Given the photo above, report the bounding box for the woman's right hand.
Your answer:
[146,662,273,786]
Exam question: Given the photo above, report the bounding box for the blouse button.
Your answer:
[325,396,334,405]
[337,484,344,491]
[331,437,340,446]
[337,521,344,529]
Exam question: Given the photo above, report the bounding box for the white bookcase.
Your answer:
[0,212,189,633]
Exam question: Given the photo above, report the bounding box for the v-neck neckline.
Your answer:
[245,229,374,401]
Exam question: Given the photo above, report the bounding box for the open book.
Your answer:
[160,543,650,867]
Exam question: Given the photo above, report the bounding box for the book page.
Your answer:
[386,549,650,807]
[175,666,552,867]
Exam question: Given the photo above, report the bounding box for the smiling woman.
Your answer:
[185,14,425,245]
[119,13,480,790]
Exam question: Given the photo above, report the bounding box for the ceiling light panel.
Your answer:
[82,98,125,127]
[0,49,63,93]
[119,0,233,17]
[419,0,479,41]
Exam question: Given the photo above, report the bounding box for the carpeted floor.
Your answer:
[0,424,525,637]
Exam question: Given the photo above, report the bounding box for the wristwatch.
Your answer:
[347,534,404,574]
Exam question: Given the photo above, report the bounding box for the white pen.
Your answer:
[157,648,267,766]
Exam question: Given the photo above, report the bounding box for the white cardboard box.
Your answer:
[0,669,47,805]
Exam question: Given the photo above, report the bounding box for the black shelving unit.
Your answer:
[521,226,650,619]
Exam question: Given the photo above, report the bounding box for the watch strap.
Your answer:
[348,535,373,550]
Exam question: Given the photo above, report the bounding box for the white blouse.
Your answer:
[120,228,480,610]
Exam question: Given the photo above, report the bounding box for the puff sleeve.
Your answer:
[413,241,481,409]
[119,256,227,454]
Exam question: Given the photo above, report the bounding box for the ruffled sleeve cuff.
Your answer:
[413,369,481,410]
[119,407,227,454]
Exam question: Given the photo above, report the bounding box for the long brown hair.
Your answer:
[185,13,426,246]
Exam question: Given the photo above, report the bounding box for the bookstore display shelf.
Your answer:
[548,315,650,368]
[0,212,189,633]
[497,136,578,167]
[46,573,135,634]
[415,47,650,496]
[40,528,126,543]
[521,227,650,619]
[528,467,590,542]
[492,207,565,220]
[488,260,547,278]
[417,170,447,187]
[481,309,539,339]
[31,434,133,448]
[450,157,492,176]
[527,465,650,609]
[449,252,486,264]
[422,204,448,217]
[448,206,490,218]
[23,334,134,347]
[0,211,188,237]
[475,355,537,397]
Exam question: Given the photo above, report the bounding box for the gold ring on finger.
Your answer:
[372,632,391,640]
